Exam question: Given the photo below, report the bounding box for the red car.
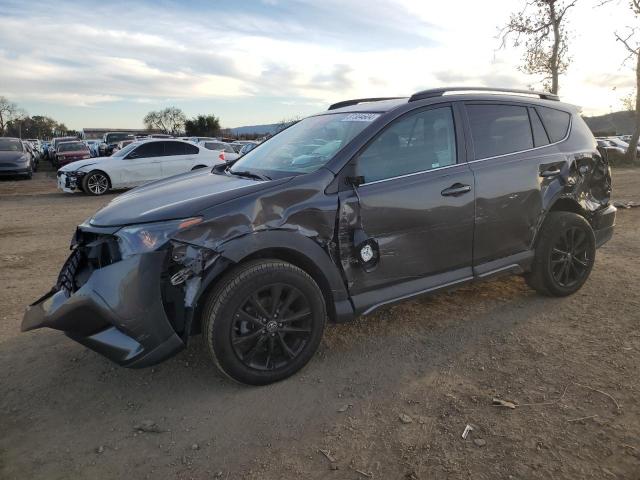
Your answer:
[55,141,92,167]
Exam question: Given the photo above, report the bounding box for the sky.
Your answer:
[0,0,636,130]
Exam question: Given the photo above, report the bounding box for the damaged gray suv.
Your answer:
[23,87,616,385]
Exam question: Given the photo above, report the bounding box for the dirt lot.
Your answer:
[1,169,639,480]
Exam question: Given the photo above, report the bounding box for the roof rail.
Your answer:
[409,87,560,102]
[327,97,404,111]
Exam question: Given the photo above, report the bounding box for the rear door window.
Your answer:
[164,141,187,156]
[536,106,571,142]
[466,104,533,159]
[185,143,199,154]
[132,142,164,158]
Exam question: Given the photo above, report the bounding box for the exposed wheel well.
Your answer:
[548,198,586,217]
[191,165,207,170]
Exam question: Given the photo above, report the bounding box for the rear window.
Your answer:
[58,142,87,152]
[466,104,533,159]
[536,106,571,143]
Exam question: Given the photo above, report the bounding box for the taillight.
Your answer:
[219,151,225,161]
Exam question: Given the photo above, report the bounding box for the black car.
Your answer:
[0,137,33,178]
[23,87,616,385]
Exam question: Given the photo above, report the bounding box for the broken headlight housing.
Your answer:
[115,217,203,258]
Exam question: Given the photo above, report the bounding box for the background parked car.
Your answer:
[112,139,136,153]
[57,138,222,195]
[99,132,135,156]
[22,141,38,171]
[238,141,259,155]
[54,141,92,167]
[0,137,33,179]
[197,140,240,162]
[49,136,78,163]
[84,139,101,157]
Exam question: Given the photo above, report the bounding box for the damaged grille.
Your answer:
[57,230,121,295]
[56,248,83,295]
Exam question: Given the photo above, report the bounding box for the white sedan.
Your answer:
[197,140,240,162]
[57,139,222,195]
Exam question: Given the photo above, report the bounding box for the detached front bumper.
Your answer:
[22,250,185,368]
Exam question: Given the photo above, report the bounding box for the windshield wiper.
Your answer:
[227,169,271,181]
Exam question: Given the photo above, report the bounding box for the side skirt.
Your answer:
[352,250,534,317]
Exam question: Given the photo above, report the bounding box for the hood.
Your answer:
[0,151,27,164]
[90,169,291,227]
[59,158,101,171]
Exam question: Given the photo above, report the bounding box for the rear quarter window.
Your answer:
[536,106,571,143]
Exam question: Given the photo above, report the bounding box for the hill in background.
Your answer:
[583,110,635,136]
[229,123,279,137]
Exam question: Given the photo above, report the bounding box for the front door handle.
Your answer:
[540,167,561,177]
[441,183,471,197]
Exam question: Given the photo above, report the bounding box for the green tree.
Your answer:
[184,114,221,137]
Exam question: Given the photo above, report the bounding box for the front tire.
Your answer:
[202,260,326,385]
[525,212,596,297]
[82,170,110,196]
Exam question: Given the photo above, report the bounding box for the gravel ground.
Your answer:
[0,169,639,479]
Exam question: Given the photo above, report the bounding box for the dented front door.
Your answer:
[337,104,475,296]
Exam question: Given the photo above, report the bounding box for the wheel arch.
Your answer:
[191,230,354,331]
[532,196,590,248]
[84,168,112,187]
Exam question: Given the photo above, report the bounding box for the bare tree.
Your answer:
[499,0,577,94]
[274,116,301,134]
[143,107,186,135]
[612,1,640,163]
[0,96,18,134]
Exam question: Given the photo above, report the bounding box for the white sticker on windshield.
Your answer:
[341,113,380,122]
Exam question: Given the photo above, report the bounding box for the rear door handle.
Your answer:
[441,183,471,197]
[540,167,561,177]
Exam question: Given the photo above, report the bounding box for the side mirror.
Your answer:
[126,152,139,159]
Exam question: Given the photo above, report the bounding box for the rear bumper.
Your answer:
[592,204,616,248]
[22,250,185,368]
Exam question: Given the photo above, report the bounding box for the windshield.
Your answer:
[0,139,23,152]
[229,113,379,178]
[106,133,133,143]
[58,142,88,152]
[111,141,139,157]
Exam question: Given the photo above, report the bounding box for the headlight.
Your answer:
[115,217,202,258]
[19,155,29,163]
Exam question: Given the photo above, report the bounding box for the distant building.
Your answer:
[81,128,163,140]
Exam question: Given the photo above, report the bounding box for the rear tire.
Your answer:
[525,212,596,297]
[82,170,110,196]
[202,260,326,385]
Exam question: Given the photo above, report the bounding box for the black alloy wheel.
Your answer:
[202,260,326,385]
[231,283,313,371]
[525,212,596,297]
[549,226,591,288]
